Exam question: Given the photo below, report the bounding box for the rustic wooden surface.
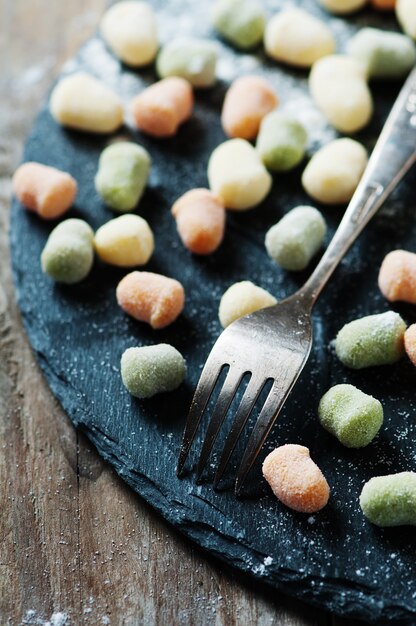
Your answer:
[0,2,368,624]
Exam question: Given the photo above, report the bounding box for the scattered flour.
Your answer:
[47,613,69,626]
[21,609,112,625]
[15,58,54,90]
[22,611,69,626]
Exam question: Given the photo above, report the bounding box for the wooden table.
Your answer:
[0,2,366,624]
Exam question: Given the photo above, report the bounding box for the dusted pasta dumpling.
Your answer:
[100,1,158,67]
[335,311,407,369]
[12,162,77,220]
[41,219,94,284]
[360,473,416,526]
[117,271,185,329]
[219,281,277,328]
[94,215,154,267]
[302,139,367,205]
[309,55,373,133]
[95,142,151,212]
[265,206,326,271]
[264,8,335,67]
[263,444,330,513]
[121,344,186,398]
[318,384,384,448]
[50,72,124,134]
[208,139,272,210]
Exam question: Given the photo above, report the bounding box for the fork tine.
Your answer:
[176,356,224,476]
[235,378,294,496]
[213,374,265,489]
[195,367,244,481]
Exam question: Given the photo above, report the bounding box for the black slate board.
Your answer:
[10,0,416,622]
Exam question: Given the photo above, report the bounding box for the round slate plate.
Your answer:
[10,0,416,622]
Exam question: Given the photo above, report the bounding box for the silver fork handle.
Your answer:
[300,66,416,308]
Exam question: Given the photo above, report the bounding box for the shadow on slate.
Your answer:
[9,0,416,623]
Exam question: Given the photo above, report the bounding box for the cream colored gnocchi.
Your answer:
[208,139,272,211]
[309,55,373,133]
[50,72,124,134]
[264,8,335,68]
[219,281,277,328]
[94,214,154,267]
[302,138,368,205]
[100,1,158,67]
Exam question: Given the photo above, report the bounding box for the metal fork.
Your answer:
[177,67,416,495]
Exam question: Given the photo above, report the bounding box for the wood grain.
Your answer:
[0,2,365,624]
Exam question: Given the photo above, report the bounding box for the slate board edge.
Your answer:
[10,194,415,626]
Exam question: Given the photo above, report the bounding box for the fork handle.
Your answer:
[299,66,416,308]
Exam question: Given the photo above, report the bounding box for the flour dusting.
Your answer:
[22,610,69,626]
